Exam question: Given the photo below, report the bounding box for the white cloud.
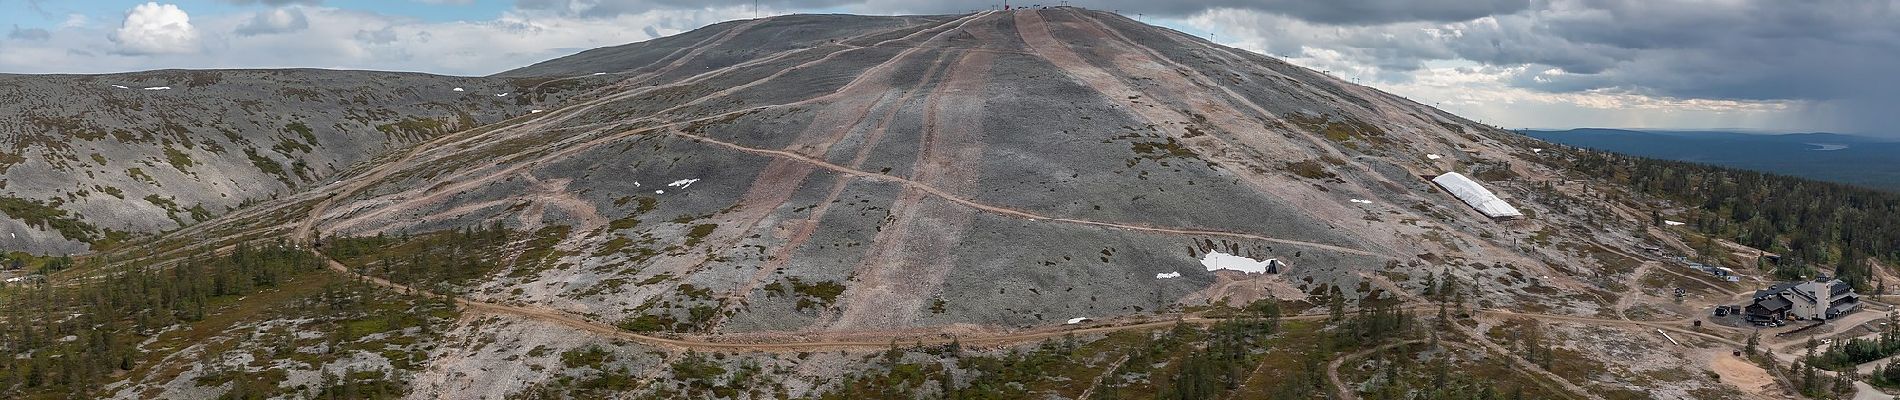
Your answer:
[236,7,311,36]
[60,14,91,29]
[0,5,756,76]
[111,2,201,55]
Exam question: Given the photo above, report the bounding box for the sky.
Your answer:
[1,1,1895,136]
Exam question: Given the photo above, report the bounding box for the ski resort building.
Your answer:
[1743,279,1859,324]
[1431,172,1523,220]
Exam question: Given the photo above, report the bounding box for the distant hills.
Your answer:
[1520,128,1900,191]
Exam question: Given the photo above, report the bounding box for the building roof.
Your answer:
[1755,282,1802,299]
[1750,296,1793,313]
[1831,281,1854,298]
[1431,172,1523,219]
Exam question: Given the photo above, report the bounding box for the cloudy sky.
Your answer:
[2,1,1895,135]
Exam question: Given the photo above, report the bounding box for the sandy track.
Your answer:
[698,17,987,332]
[827,37,997,330]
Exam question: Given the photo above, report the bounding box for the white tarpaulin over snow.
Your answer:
[1432,172,1522,219]
[1200,251,1282,274]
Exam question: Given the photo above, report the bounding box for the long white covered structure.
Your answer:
[1432,172,1523,219]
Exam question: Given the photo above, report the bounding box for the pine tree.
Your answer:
[1328,285,1346,322]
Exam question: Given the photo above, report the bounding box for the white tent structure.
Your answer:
[1432,172,1523,219]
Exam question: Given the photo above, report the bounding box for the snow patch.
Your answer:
[111,84,129,89]
[1065,317,1091,324]
[667,178,700,188]
[1200,251,1280,274]
[1349,199,1373,204]
[143,86,171,90]
[496,93,509,97]
[654,190,665,194]
[1808,143,1849,151]
[591,72,606,76]
[1426,154,1442,160]
[1664,220,1686,226]
[529,109,544,113]
[451,87,464,92]
[1532,148,1544,153]
[1155,271,1181,279]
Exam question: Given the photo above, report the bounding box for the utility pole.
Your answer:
[754,0,759,18]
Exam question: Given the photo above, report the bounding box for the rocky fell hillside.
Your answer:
[233,7,1649,341]
[0,69,591,254]
[19,8,1763,399]
[289,8,1612,336]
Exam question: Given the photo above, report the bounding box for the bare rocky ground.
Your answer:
[30,7,1819,399]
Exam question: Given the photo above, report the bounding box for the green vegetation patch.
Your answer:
[0,243,331,397]
[245,148,290,183]
[0,196,101,243]
[324,224,514,291]
[764,277,848,311]
[376,118,449,138]
[284,122,318,145]
[1289,113,1388,146]
[682,223,718,247]
[0,151,26,174]
[126,167,158,185]
[162,146,195,171]
[1284,160,1337,180]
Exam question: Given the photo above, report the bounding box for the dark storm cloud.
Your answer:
[513,0,1528,23]
[1204,0,1531,25]
[1493,1,1898,133]
[1183,0,1899,134]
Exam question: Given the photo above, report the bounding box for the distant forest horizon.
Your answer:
[1521,128,1900,192]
